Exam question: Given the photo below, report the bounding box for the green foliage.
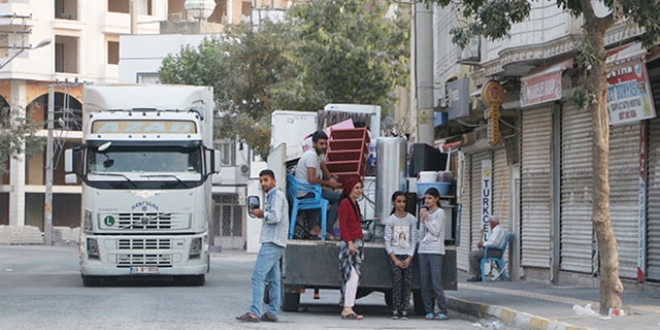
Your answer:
[0,107,45,176]
[159,0,409,157]
[424,0,660,49]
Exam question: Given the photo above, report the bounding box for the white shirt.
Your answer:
[484,225,507,248]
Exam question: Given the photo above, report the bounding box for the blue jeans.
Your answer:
[304,189,341,233]
[418,253,447,314]
[251,242,285,317]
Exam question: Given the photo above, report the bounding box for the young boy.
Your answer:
[236,169,289,323]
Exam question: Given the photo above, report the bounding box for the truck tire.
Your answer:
[412,289,425,315]
[384,289,393,308]
[281,292,300,312]
[82,275,101,287]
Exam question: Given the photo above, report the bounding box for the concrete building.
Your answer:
[0,0,289,247]
[432,2,660,284]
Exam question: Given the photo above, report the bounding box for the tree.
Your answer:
[424,0,660,314]
[0,106,45,177]
[160,0,409,157]
[272,0,410,112]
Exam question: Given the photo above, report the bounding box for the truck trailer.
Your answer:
[64,85,220,286]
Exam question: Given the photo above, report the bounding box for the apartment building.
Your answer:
[432,2,660,284]
[0,0,289,243]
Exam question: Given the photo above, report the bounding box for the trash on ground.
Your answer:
[572,303,600,317]
[473,319,504,329]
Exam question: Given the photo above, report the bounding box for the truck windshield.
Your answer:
[88,146,202,174]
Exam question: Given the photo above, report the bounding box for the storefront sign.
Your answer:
[607,53,657,125]
[481,159,493,240]
[482,81,504,146]
[521,71,562,107]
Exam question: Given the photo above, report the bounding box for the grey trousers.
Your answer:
[418,253,447,315]
[468,248,503,277]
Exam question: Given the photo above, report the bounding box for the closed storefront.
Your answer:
[560,103,594,274]
[457,154,471,271]
[521,107,552,268]
[608,123,641,279]
[646,58,660,281]
[493,148,510,228]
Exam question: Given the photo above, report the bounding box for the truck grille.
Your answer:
[117,254,172,267]
[118,212,172,229]
[117,238,171,250]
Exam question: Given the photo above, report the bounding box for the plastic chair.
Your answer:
[286,174,329,240]
[480,233,514,282]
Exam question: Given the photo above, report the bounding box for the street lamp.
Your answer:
[0,38,51,70]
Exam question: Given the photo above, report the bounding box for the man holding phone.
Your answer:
[236,169,289,323]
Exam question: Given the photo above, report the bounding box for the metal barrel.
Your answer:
[375,137,407,228]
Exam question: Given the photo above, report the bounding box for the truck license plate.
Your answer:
[130,266,159,274]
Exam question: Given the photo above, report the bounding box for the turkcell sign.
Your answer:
[481,159,492,241]
[91,120,197,134]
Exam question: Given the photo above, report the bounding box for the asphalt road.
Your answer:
[0,245,481,330]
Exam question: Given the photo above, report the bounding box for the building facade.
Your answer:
[0,0,287,249]
[433,1,660,284]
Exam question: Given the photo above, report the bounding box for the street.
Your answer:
[0,245,481,330]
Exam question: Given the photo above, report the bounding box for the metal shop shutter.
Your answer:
[608,123,641,279]
[493,147,511,228]
[493,147,511,266]
[646,65,660,280]
[470,151,492,251]
[521,107,552,268]
[560,104,594,274]
[457,154,471,272]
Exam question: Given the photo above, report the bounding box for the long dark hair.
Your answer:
[390,191,406,215]
[425,187,442,207]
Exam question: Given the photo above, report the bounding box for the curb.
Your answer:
[447,296,594,330]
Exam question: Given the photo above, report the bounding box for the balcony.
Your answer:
[0,2,32,33]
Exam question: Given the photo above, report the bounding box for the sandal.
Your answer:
[236,312,260,322]
[340,312,364,320]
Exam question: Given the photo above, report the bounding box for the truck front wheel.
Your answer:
[282,292,300,312]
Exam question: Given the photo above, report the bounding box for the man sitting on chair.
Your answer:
[294,131,342,238]
[467,215,508,282]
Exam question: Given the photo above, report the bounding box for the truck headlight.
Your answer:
[87,238,99,259]
[189,237,202,259]
[83,210,93,233]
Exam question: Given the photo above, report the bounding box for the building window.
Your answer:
[108,0,153,15]
[55,36,79,73]
[215,140,236,166]
[107,41,119,65]
[55,0,78,20]
[136,72,160,84]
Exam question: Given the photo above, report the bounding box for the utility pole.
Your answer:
[44,85,54,245]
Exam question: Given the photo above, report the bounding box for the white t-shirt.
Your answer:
[294,149,324,196]
[484,225,507,248]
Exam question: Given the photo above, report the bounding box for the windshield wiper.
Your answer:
[140,174,190,188]
[89,172,138,188]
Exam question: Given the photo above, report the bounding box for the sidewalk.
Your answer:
[447,272,660,330]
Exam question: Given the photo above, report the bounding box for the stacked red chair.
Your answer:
[325,127,370,185]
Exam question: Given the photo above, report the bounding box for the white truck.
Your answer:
[64,85,220,286]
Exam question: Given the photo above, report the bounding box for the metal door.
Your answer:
[214,194,245,250]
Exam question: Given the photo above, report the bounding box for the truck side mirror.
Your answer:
[65,149,74,173]
[247,195,260,218]
[213,149,221,174]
